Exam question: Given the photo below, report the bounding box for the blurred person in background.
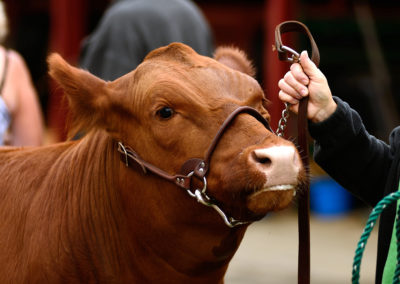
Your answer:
[279,51,400,284]
[0,1,44,146]
[79,0,214,81]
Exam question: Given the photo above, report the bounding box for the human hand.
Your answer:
[278,50,337,123]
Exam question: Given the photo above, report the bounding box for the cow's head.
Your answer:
[48,43,305,226]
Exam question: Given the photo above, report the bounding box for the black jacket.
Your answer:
[309,96,400,283]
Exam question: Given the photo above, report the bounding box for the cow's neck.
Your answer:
[119,161,248,282]
[61,130,131,280]
[72,130,248,282]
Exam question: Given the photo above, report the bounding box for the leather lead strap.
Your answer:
[297,97,311,284]
[274,20,320,284]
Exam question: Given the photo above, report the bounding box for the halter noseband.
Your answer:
[117,106,272,227]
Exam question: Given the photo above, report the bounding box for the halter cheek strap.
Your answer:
[117,106,272,227]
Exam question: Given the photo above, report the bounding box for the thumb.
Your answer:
[299,50,319,79]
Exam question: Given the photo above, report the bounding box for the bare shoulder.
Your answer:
[2,49,36,112]
[7,49,29,72]
[0,45,5,56]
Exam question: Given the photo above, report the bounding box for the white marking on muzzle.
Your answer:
[252,145,301,190]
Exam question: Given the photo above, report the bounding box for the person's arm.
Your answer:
[278,51,394,205]
[311,96,395,205]
[9,51,44,146]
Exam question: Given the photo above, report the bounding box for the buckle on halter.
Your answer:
[117,142,147,174]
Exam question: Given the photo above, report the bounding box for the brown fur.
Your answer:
[0,43,304,283]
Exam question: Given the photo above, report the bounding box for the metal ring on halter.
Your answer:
[186,171,207,197]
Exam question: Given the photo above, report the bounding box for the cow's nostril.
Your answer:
[252,151,272,167]
[256,156,272,166]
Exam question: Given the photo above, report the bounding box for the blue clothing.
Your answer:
[0,50,9,145]
[0,96,10,145]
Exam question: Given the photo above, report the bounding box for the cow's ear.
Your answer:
[214,46,256,77]
[48,53,115,136]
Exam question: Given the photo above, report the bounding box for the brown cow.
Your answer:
[0,43,305,283]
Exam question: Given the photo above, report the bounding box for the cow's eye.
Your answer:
[156,107,174,119]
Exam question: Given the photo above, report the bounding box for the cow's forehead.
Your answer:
[132,43,263,104]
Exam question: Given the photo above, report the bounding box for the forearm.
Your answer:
[309,97,392,206]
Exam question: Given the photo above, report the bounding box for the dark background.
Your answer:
[3,0,400,142]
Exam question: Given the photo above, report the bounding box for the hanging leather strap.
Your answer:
[275,20,320,284]
[297,97,311,284]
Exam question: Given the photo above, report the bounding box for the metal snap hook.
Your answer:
[193,189,249,228]
[280,45,300,63]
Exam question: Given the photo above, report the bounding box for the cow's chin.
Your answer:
[246,185,295,218]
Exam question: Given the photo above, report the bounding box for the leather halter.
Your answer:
[118,106,273,227]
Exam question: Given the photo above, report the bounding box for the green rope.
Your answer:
[352,191,400,283]
[394,198,400,284]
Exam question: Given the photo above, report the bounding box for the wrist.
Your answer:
[311,100,337,123]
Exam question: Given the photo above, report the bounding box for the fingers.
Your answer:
[278,90,300,114]
[278,69,309,98]
[278,89,298,105]
[278,60,310,115]
[290,63,309,85]
[299,50,322,80]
